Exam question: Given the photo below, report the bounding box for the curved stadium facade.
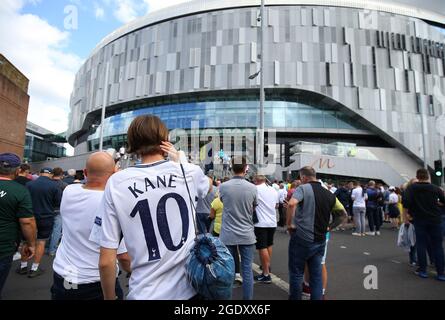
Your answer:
[67,0,445,185]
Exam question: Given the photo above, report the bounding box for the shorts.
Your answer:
[254,227,276,250]
[388,204,400,219]
[321,233,330,265]
[36,216,55,240]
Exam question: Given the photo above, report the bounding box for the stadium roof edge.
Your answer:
[88,0,445,59]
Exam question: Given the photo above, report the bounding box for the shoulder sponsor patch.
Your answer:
[94,216,102,226]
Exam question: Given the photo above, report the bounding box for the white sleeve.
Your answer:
[99,179,122,250]
[191,164,210,199]
[88,213,102,245]
[117,238,127,255]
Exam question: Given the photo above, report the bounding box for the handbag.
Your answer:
[180,163,235,300]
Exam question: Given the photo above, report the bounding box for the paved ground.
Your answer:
[3,223,445,300]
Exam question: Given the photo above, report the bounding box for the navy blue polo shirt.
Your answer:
[26,176,62,219]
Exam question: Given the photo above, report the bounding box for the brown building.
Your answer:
[0,54,30,156]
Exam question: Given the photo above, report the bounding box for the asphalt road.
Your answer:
[3,223,445,300]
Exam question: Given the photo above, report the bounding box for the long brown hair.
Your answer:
[126,115,169,157]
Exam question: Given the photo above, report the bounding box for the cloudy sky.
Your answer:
[0,0,443,154]
[0,0,189,154]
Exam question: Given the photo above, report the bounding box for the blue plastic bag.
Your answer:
[185,233,235,300]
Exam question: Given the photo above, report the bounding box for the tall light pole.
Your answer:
[99,62,110,151]
[413,22,428,169]
[258,0,266,167]
[417,94,428,168]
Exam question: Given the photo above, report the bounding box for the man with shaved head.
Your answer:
[51,152,130,300]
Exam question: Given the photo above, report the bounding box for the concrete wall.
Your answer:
[30,152,93,173]
[364,146,421,181]
[281,153,408,186]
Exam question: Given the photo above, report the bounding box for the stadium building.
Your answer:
[66,0,445,186]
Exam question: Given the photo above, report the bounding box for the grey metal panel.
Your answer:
[274,60,280,85]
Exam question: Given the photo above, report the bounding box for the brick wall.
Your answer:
[0,73,30,156]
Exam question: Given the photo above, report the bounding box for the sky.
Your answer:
[0,0,443,155]
[0,0,190,155]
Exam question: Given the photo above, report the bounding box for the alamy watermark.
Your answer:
[64,4,78,31]
[363,265,378,290]
[63,265,79,290]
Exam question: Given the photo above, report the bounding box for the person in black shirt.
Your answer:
[20,168,62,278]
[14,164,32,186]
[334,182,351,230]
[403,168,445,281]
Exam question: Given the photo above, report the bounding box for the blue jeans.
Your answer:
[227,244,254,300]
[288,233,325,300]
[409,246,417,265]
[49,214,63,254]
[366,206,381,232]
[414,220,444,275]
[0,255,13,299]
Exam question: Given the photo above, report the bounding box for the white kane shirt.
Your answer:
[254,183,279,228]
[53,184,126,284]
[97,160,209,300]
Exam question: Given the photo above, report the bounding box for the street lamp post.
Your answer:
[99,62,110,151]
[258,0,266,167]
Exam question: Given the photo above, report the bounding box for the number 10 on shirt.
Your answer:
[130,193,190,261]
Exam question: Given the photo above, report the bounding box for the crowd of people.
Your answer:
[1,115,444,301]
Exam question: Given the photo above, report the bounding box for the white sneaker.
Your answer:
[352,232,362,236]
[235,273,243,284]
[376,231,381,236]
[13,251,21,261]
[366,232,375,236]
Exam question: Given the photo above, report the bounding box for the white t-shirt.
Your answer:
[278,189,287,204]
[351,187,367,208]
[254,183,278,228]
[389,192,399,204]
[98,160,209,300]
[53,184,126,285]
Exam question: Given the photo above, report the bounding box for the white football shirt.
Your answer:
[254,183,278,228]
[98,160,209,300]
[351,187,367,208]
[53,184,126,284]
[389,192,399,204]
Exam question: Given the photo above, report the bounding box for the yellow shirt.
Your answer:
[332,197,345,212]
[397,194,404,223]
[211,197,223,235]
